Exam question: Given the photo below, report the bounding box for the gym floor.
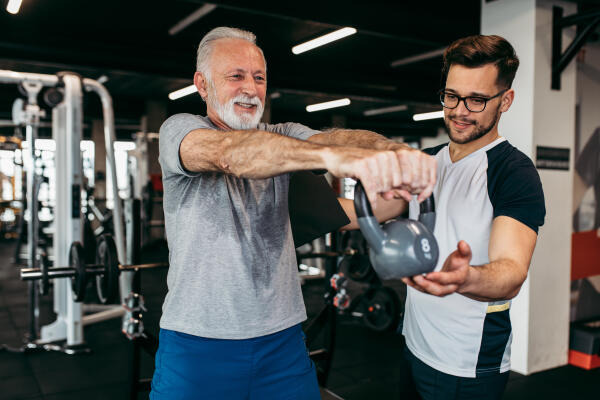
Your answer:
[1,240,599,400]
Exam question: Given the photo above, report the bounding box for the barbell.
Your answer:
[20,234,168,303]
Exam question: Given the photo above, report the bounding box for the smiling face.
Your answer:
[443,63,513,145]
[194,38,267,130]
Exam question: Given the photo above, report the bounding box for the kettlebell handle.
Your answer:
[353,181,384,252]
[419,194,436,232]
[353,181,373,219]
[420,194,435,214]
[354,181,436,217]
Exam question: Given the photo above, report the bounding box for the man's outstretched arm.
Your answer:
[179,127,406,206]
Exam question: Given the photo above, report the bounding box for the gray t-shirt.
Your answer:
[158,113,319,339]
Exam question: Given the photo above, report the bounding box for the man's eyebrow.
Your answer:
[223,68,265,75]
[445,88,491,97]
[224,68,247,75]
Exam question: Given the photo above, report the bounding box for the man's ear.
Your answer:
[500,88,514,113]
[194,71,208,100]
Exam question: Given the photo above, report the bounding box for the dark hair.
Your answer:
[441,35,519,89]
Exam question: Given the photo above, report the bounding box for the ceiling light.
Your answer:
[168,85,197,100]
[390,48,446,68]
[7,0,22,14]
[292,27,357,55]
[363,104,407,117]
[306,98,351,112]
[169,4,217,36]
[412,111,444,121]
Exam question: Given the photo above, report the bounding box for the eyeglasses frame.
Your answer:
[438,89,508,113]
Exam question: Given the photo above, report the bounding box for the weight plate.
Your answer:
[69,241,87,302]
[95,234,119,304]
[347,253,373,282]
[362,287,400,332]
[339,230,374,282]
[83,218,97,264]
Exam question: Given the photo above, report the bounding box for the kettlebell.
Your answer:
[353,181,439,280]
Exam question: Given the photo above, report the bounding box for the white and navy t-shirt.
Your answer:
[403,137,545,378]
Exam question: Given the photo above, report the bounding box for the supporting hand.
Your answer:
[402,241,472,297]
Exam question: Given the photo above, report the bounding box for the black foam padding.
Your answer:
[570,320,600,355]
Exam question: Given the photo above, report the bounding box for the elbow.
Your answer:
[505,271,528,300]
[504,287,521,301]
[339,220,359,231]
[217,137,238,175]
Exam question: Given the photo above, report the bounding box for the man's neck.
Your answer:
[448,129,500,162]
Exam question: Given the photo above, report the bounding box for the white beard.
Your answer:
[207,83,264,130]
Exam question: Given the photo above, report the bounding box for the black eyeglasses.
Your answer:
[439,89,507,113]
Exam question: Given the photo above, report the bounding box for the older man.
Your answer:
[150,27,435,400]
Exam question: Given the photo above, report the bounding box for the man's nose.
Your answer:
[455,99,471,116]
[240,76,258,97]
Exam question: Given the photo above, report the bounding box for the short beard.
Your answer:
[206,80,264,130]
[444,104,501,144]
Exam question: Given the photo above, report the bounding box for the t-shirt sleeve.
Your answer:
[492,158,546,234]
[575,127,600,187]
[289,171,350,248]
[263,122,320,141]
[158,113,214,178]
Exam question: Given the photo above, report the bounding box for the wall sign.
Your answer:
[536,146,570,170]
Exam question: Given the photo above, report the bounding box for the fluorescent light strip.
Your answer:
[306,98,351,112]
[169,4,217,36]
[390,48,446,68]
[363,104,407,117]
[168,84,197,100]
[7,0,22,14]
[412,111,444,121]
[292,27,357,55]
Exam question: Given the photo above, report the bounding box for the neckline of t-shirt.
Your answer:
[201,114,220,131]
[444,136,506,166]
[200,114,267,132]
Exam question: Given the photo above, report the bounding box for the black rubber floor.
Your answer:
[1,239,599,399]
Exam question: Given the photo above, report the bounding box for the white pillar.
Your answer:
[481,0,576,375]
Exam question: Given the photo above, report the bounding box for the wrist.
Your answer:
[319,145,336,170]
[457,265,477,295]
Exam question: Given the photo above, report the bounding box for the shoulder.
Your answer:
[486,141,539,184]
[160,113,213,134]
[487,140,532,167]
[422,142,449,156]
[485,140,545,231]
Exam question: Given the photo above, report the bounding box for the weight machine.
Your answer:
[0,69,130,352]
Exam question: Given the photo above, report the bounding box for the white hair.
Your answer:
[196,27,266,80]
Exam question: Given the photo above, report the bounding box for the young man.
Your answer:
[150,27,436,399]
[399,35,546,400]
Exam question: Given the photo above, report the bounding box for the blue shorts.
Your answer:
[150,324,320,400]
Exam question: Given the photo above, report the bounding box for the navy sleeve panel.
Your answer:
[575,127,600,187]
[486,142,546,234]
[289,171,350,248]
[422,142,449,156]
